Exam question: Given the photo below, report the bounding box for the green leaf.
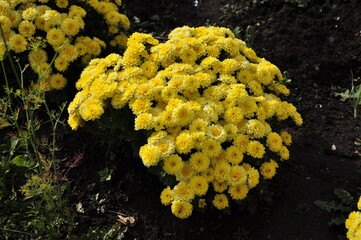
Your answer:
[98,167,113,182]
[334,188,354,205]
[329,215,346,226]
[334,90,351,101]
[314,200,334,212]
[9,136,19,156]
[11,155,33,168]
[335,203,352,213]
[0,117,10,129]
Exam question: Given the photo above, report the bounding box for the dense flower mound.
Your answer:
[0,0,129,90]
[68,26,303,218]
[346,196,361,240]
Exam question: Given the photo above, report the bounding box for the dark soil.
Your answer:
[65,1,361,239]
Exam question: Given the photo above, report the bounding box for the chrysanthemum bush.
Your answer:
[68,26,303,219]
[0,0,130,90]
[346,196,361,240]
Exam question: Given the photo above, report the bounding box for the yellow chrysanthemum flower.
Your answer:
[211,150,227,166]
[225,145,244,165]
[207,124,227,143]
[139,144,161,167]
[176,163,194,181]
[213,162,231,182]
[172,181,194,202]
[161,86,178,101]
[175,132,194,154]
[49,73,67,90]
[18,21,36,38]
[22,7,38,21]
[0,16,12,33]
[189,175,208,196]
[228,184,249,200]
[212,181,228,193]
[228,165,247,185]
[260,159,279,179]
[189,132,205,150]
[221,59,240,74]
[292,112,303,126]
[46,28,65,48]
[247,167,260,189]
[119,14,130,30]
[212,194,229,210]
[280,131,292,146]
[189,152,210,172]
[56,0,68,8]
[224,106,243,124]
[345,211,361,240]
[266,132,283,152]
[233,134,249,153]
[275,84,290,96]
[68,113,83,130]
[129,98,152,115]
[69,5,87,18]
[78,98,104,121]
[9,34,27,53]
[248,80,264,97]
[105,10,121,25]
[171,201,193,219]
[140,61,158,79]
[236,70,252,84]
[202,138,222,158]
[61,17,82,36]
[201,168,214,182]
[279,145,290,160]
[246,119,266,139]
[59,44,78,62]
[179,48,197,64]
[163,154,183,175]
[256,64,274,85]
[172,103,195,127]
[28,48,48,67]
[223,123,238,141]
[160,187,173,205]
[189,119,208,132]
[54,56,69,72]
[134,113,154,130]
[247,140,265,159]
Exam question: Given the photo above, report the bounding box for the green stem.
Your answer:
[355,108,357,119]
[39,51,58,82]
[0,60,20,131]
[0,24,21,86]
[44,99,62,199]
[355,86,361,119]
[0,227,32,236]
[23,91,43,175]
[1,56,9,87]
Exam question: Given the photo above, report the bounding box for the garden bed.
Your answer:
[62,0,361,239]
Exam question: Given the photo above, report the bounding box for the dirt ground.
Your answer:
[66,0,361,239]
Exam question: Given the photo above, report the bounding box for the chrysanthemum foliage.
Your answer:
[68,26,303,218]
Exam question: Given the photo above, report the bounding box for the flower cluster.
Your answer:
[68,26,302,219]
[0,0,129,90]
[346,196,361,240]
